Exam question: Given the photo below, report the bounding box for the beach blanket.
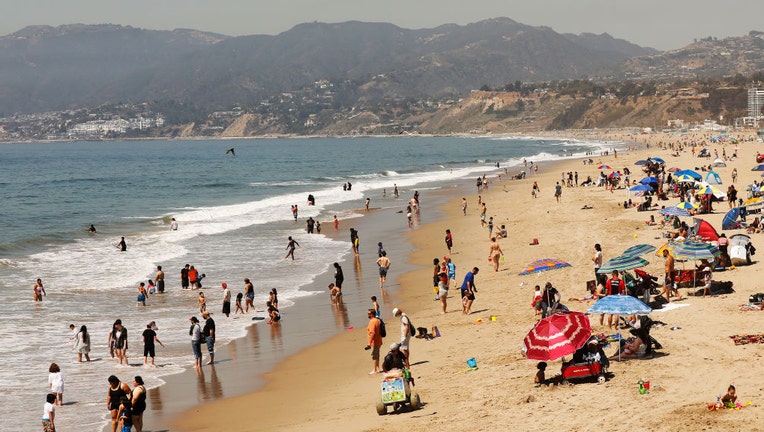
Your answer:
[729,334,764,345]
[738,304,764,311]
[652,303,690,312]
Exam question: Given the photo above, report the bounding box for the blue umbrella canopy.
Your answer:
[630,184,653,192]
[752,164,764,171]
[640,176,659,184]
[597,255,649,274]
[676,201,698,210]
[672,241,721,260]
[659,206,691,217]
[634,160,649,166]
[587,294,652,315]
[621,244,657,257]
[674,169,702,180]
[722,207,741,230]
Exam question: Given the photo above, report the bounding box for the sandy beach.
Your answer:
[171,130,764,432]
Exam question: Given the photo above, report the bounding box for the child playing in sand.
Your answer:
[534,362,547,387]
[198,292,206,313]
[531,285,542,315]
[719,385,737,408]
[234,292,244,315]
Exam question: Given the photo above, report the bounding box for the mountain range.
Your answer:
[0,18,657,116]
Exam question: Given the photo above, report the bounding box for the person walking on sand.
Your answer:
[488,237,503,272]
[437,261,449,314]
[221,282,231,317]
[142,323,164,367]
[445,229,453,254]
[365,197,370,211]
[660,249,682,302]
[364,308,383,374]
[480,202,487,226]
[554,182,562,203]
[593,244,605,289]
[33,278,46,301]
[155,265,165,293]
[284,236,300,260]
[461,197,467,215]
[376,251,391,289]
[392,308,412,368]
[461,267,479,315]
[244,278,255,312]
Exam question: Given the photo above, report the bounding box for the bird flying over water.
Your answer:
[226,148,235,157]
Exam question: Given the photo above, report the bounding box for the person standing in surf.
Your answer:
[33,278,46,301]
[155,266,165,293]
[117,237,127,251]
[285,236,300,260]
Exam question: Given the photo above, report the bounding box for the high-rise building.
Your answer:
[748,86,764,118]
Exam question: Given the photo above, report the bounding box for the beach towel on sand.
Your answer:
[729,334,764,345]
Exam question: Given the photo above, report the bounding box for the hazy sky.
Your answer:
[4,0,762,50]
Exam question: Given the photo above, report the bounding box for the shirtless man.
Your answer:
[376,251,391,289]
[155,266,165,293]
[244,278,255,312]
[660,249,682,302]
[488,238,504,272]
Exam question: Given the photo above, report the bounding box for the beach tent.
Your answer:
[729,234,753,266]
[691,218,720,242]
[705,171,722,185]
[712,158,727,167]
[722,208,741,230]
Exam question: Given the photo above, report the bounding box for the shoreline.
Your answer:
[174,128,764,431]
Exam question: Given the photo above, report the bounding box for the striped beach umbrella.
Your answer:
[667,167,681,173]
[674,174,697,183]
[587,295,652,315]
[621,244,657,257]
[675,169,702,180]
[597,255,649,274]
[676,201,699,210]
[672,241,721,261]
[598,164,612,170]
[660,206,691,217]
[523,311,592,361]
[697,185,723,196]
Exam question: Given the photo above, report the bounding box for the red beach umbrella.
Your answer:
[523,311,592,361]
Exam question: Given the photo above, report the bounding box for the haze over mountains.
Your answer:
[0,18,660,115]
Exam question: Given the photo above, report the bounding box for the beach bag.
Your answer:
[379,318,387,338]
[407,316,416,337]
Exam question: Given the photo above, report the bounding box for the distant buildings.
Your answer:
[67,116,164,138]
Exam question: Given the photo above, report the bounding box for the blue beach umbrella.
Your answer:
[659,206,691,217]
[621,244,657,257]
[640,176,658,185]
[630,184,652,192]
[634,160,649,166]
[597,255,649,274]
[587,294,652,315]
[650,157,665,164]
[722,207,741,230]
[752,165,764,171]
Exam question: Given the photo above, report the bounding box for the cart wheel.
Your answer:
[597,375,606,384]
[376,398,387,415]
[410,391,421,410]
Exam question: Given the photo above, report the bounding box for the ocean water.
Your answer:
[0,135,613,431]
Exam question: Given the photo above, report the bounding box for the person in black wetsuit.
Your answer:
[117,237,127,251]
